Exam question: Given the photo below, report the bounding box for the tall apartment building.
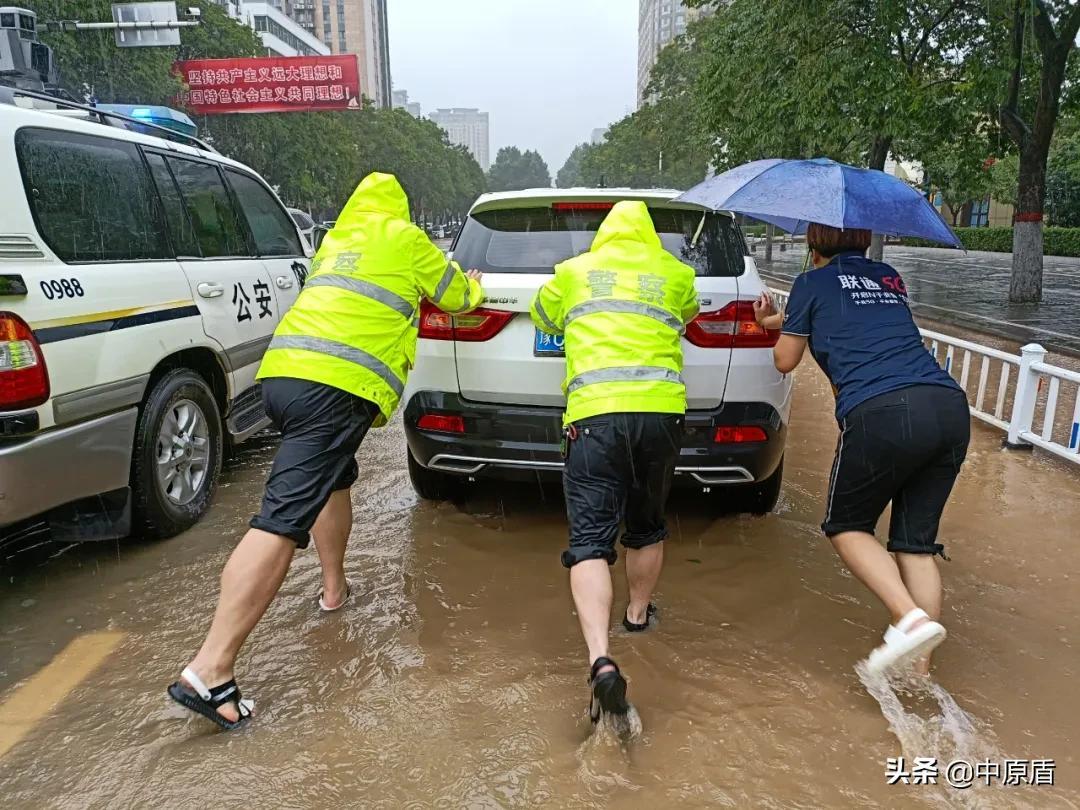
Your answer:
[392,89,422,118]
[429,108,490,171]
[310,0,392,106]
[637,0,711,105]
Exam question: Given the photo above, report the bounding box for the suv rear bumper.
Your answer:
[403,391,786,486]
[0,408,137,527]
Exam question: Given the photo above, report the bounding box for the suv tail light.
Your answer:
[685,300,779,348]
[713,425,768,443]
[0,312,49,410]
[418,300,514,342]
[417,413,465,434]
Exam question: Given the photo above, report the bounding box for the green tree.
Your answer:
[557,142,593,188]
[995,0,1080,300]
[1046,119,1080,227]
[486,146,551,191]
[675,0,987,257]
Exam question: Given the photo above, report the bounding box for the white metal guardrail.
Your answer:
[768,287,1080,467]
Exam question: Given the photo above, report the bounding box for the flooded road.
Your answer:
[1,368,1078,809]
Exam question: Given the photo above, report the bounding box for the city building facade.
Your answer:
[237,2,329,56]
[429,108,490,170]
[311,0,391,106]
[636,0,711,105]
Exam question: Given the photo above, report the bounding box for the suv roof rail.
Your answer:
[0,86,219,154]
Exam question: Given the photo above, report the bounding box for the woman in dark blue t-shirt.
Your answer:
[754,223,969,679]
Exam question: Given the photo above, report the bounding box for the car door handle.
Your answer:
[197,282,224,299]
[275,276,295,289]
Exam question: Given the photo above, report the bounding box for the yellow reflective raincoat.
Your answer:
[257,172,482,425]
[530,200,699,425]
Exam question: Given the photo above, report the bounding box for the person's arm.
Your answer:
[414,230,483,314]
[755,278,812,373]
[530,270,565,335]
[679,274,701,324]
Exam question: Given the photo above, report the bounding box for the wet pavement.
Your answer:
[758,245,1080,356]
[1,367,1079,808]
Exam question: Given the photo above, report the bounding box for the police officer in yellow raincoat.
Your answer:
[530,200,698,724]
[168,172,482,730]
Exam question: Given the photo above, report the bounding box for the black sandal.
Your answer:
[622,603,657,633]
[167,667,254,731]
[588,656,630,722]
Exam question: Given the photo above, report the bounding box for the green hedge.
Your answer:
[902,226,1080,257]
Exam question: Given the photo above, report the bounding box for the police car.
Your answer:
[402,189,794,513]
[0,90,310,544]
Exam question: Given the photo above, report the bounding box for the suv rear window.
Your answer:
[451,205,747,277]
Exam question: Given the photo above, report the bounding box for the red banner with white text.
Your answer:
[175,55,361,115]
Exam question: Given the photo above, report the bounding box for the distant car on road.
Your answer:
[402,188,792,513]
[0,90,311,546]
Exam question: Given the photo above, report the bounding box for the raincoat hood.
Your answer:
[338,172,411,222]
[590,200,663,253]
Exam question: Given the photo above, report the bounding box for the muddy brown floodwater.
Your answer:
[1,368,1078,809]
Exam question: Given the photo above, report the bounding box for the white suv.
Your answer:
[0,89,310,545]
[402,189,793,513]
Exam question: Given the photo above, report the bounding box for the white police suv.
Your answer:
[0,89,310,545]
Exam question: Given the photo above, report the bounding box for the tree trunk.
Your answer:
[764,223,774,262]
[867,134,892,262]
[1010,144,1049,302]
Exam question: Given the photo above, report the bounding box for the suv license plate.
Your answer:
[534,329,565,357]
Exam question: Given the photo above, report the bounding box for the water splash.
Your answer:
[856,662,1016,808]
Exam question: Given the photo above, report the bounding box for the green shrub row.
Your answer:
[902,226,1080,257]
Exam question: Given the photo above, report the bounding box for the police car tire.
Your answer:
[407,449,461,501]
[131,369,224,539]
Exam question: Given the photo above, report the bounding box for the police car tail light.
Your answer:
[0,312,50,410]
[418,300,513,342]
[685,301,779,349]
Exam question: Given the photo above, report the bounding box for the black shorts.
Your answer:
[822,384,970,556]
[561,412,683,568]
[249,377,379,548]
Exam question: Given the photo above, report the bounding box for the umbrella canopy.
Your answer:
[674,157,961,248]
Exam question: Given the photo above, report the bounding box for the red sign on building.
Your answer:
[175,55,361,115]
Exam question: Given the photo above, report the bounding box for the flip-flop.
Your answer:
[864,608,946,677]
[318,580,352,612]
[622,603,657,633]
[588,656,630,723]
[167,667,254,731]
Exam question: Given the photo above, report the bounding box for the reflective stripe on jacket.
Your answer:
[529,200,699,424]
[257,172,482,425]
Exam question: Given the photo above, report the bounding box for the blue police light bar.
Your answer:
[94,104,198,137]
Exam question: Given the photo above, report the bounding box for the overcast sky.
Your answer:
[387,1,637,177]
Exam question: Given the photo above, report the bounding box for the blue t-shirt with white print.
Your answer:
[781,251,960,421]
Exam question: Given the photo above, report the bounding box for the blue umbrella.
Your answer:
[674,157,962,248]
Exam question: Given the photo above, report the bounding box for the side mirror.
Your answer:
[311,226,329,251]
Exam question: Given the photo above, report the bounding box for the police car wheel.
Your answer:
[131,369,224,539]
[407,450,462,501]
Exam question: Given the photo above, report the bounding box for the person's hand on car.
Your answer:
[466,269,483,283]
[752,291,777,325]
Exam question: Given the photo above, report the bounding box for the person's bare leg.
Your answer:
[625,542,663,624]
[895,552,942,675]
[570,559,615,674]
[312,489,353,609]
[183,529,295,721]
[830,531,919,624]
